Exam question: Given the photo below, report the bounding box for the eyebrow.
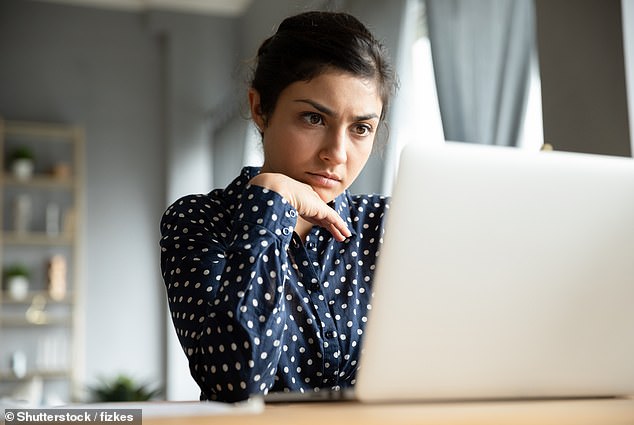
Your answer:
[294,99,379,122]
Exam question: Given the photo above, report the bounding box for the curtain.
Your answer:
[425,0,536,146]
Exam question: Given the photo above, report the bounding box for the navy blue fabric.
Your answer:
[160,167,389,402]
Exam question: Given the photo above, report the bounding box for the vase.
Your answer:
[10,351,27,378]
[13,194,32,234]
[11,158,34,180]
[7,275,29,300]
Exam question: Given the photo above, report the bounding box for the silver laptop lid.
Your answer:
[356,142,634,402]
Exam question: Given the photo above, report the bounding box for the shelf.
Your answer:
[0,317,72,327]
[3,121,78,141]
[1,117,83,403]
[2,174,74,188]
[2,232,73,246]
[0,292,74,305]
[0,370,71,382]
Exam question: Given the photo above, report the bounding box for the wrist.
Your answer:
[249,173,295,206]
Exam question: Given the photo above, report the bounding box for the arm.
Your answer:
[160,184,297,402]
[248,172,351,241]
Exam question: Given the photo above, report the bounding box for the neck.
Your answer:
[295,217,313,242]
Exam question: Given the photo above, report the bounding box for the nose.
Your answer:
[319,128,347,164]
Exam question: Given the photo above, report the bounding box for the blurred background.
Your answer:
[0,0,633,403]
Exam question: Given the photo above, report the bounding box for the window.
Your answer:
[409,0,543,152]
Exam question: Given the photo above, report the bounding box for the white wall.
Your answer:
[0,0,238,400]
[0,0,166,395]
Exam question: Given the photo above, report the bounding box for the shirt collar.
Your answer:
[223,166,260,196]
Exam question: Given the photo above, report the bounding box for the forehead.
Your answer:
[279,70,383,116]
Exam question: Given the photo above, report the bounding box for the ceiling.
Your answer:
[35,0,253,16]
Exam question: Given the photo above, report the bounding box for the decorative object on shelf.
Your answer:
[47,255,67,301]
[9,146,35,180]
[13,193,32,233]
[89,374,162,402]
[10,350,28,379]
[51,162,71,179]
[36,334,69,372]
[46,202,61,236]
[63,207,76,235]
[25,294,48,325]
[3,263,31,301]
[6,376,44,406]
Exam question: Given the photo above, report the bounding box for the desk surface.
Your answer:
[142,398,634,425]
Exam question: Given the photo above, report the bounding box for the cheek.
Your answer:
[263,129,313,165]
[349,142,375,175]
[281,131,320,156]
[353,140,374,164]
[344,147,371,181]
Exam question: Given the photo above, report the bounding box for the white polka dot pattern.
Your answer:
[160,167,388,402]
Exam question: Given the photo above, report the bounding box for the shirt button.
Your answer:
[325,330,334,338]
[307,242,316,249]
[282,227,291,236]
[289,210,297,218]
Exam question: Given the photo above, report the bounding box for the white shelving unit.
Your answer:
[0,118,84,404]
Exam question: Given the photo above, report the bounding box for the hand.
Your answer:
[249,173,351,242]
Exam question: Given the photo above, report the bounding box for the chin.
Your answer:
[316,189,339,204]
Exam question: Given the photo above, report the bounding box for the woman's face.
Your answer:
[250,70,383,203]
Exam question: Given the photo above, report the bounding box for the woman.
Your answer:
[160,10,397,402]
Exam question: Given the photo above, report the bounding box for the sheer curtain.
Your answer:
[425,0,536,146]
[380,0,445,194]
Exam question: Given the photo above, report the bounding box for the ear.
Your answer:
[248,88,266,132]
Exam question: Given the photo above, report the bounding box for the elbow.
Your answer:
[188,349,273,403]
[195,371,268,403]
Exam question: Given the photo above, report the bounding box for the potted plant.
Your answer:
[10,146,35,180]
[89,374,161,402]
[3,263,31,301]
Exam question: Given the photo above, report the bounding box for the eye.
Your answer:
[301,112,324,126]
[352,123,373,137]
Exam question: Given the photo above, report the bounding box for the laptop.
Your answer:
[267,141,634,403]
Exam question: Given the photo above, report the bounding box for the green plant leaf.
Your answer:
[10,146,35,161]
[89,374,162,402]
[3,263,30,279]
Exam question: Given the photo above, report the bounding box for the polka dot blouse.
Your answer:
[160,167,389,402]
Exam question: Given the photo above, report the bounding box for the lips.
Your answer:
[313,171,341,181]
[306,171,342,188]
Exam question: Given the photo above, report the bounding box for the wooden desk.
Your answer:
[142,398,634,425]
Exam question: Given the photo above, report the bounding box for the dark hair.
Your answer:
[250,11,397,124]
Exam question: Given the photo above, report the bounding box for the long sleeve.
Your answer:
[160,184,297,402]
[160,167,388,403]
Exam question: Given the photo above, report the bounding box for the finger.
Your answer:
[297,193,351,240]
[326,214,351,241]
[302,211,349,241]
[331,210,351,236]
[327,223,347,242]
[335,218,352,239]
